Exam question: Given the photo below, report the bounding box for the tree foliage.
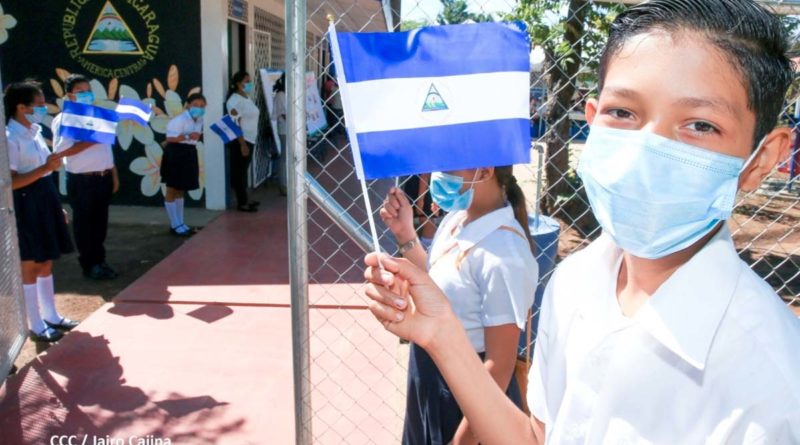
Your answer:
[438,0,494,25]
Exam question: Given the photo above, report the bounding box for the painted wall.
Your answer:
[0,0,207,207]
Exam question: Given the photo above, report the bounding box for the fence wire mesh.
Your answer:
[0,72,28,385]
[288,0,800,443]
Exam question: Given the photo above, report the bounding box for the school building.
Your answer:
[0,0,395,210]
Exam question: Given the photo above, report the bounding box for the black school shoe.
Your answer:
[45,317,80,331]
[99,262,119,279]
[169,226,193,237]
[84,264,117,280]
[29,326,63,343]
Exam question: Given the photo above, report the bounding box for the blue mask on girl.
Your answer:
[577,126,760,259]
[430,171,481,213]
[189,107,205,119]
[243,82,255,94]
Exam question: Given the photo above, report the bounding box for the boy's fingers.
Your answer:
[368,299,405,325]
[364,265,395,287]
[365,282,408,309]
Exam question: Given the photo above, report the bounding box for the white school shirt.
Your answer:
[226,93,260,144]
[51,113,115,173]
[428,205,538,353]
[6,119,50,176]
[166,111,203,146]
[528,224,800,444]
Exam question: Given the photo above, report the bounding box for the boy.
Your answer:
[362,0,800,443]
[52,74,119,280]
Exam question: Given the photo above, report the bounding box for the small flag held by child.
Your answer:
[210,115,243,143]
[59,101,119,145]
[116,97,153,126]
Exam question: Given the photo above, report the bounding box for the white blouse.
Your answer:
[428,205,538,353]
[7,119,51,176]
[166,111,203,146]
[226,93,260,144]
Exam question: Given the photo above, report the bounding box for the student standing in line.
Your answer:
[6,81,78,342]
[380,165,538,445]
[52,74,119,281]
[161,93,206,236]
[225,71,260,212]
[273,73,288,197]
[363,0,800,443]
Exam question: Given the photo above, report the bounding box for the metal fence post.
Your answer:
[0,70,28,384]
[286,0,312,443]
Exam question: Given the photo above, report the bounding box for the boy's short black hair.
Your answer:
[64,74,91,93]
[598,0,795,148]
[186,93,206,105]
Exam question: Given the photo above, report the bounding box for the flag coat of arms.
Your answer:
[330,22,532,179]
[58,101,119,145]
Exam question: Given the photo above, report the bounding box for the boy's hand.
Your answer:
[363,253,454,349]
[380,188,415,243]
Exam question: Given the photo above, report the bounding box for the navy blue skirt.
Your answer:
[13,176,74,262]
[160,142,199,191]
[403,343,522,445]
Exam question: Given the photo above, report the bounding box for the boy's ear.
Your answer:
[739,127,792,192]
[585,98,599,126]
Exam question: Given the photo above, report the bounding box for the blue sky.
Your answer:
[401,0,517,22]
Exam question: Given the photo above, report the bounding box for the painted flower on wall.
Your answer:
[0,3,17,45]
[129,142,164,197]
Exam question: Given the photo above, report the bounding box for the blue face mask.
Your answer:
[430,171,481,213]
[74,91,95,105]
[243,82,254,94]
[25,106,48,124]
[189,107,205,119]
[577,126,759,259]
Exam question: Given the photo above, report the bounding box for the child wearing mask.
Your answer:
[364,0,800,443]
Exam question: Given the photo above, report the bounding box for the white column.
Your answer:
[201,0,229,210]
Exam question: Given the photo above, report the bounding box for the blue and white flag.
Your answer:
[330,22,532,180]
[210,115,243,143]
[59,101,119,145]
[117,97,152,126]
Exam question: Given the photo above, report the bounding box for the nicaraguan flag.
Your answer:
[59,101,119,145]
[210,115,243,143]
[330,22,532,179]
[117,97,152,126]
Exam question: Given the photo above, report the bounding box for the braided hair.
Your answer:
[495,166,535,255]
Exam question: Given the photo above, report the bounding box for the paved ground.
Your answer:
[13,203,222,371]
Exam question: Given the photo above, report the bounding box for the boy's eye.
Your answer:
[686,121,718,134]
[606,108,634,120]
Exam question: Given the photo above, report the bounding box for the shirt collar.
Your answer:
[581,224,740,371]
[453,205,516,251]
[8,119,39,138]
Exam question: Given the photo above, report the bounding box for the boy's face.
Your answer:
[585,31,791,192]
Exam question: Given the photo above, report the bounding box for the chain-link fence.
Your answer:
[286,0,800,443]
[0,71,28,385]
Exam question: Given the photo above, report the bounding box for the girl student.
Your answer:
[364,0,800,443]
[6,81,78,342]
[161,93,206,236]
[225,71,261,212]
[380,165,538,445]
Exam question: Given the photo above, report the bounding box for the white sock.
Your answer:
[165,201,179,228]
[37,275,61,324]
[23,284,46,334]
[175,198,185,227]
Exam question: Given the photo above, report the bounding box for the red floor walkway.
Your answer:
[0,196,403,445]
